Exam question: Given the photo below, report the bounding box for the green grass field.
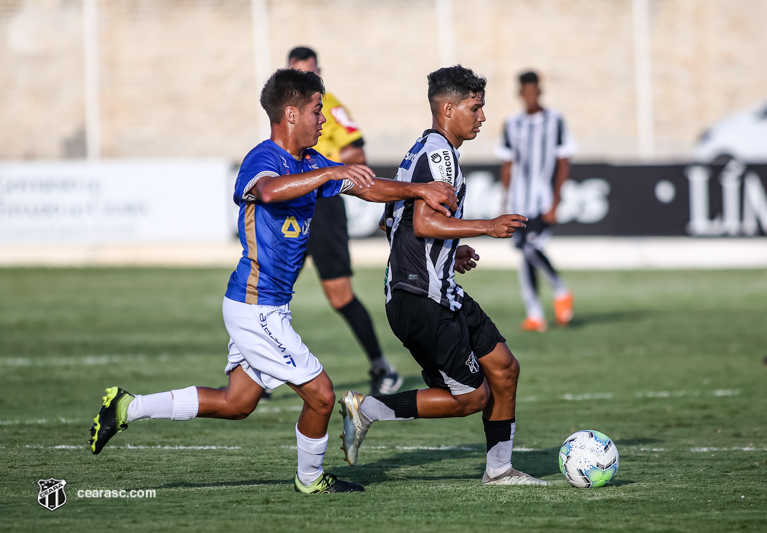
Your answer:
[1,266,765,532]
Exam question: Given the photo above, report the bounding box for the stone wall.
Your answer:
[1,0,765,164]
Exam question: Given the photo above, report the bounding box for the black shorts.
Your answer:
[306,195,353,280]
[385,289,506,395]
[513,215,551,249]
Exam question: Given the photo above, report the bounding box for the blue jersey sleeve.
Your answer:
[312,153,346,198]
[233,146,282,205]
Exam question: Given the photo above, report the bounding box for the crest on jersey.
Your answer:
[427,148,455,186]
[466,353,480,374]
[37,478,67,511]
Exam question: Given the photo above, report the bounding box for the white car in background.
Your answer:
[694,99,767,163]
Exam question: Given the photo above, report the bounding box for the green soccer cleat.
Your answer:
[294,473,364,494]
[89,387,133,455]
[338,391,371,466]
[482,467,550,486]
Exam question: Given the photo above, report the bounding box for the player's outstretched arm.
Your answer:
[253,165,375,203]
[413,200,527,240]
[345,180,458,217]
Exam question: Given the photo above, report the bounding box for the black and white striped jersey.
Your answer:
[384,129,466,311]
[495,108,576,218]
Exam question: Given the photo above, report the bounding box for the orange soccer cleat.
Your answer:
[521,317,547,332]
[554,291,574,327]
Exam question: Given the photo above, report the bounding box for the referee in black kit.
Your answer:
[289,46,402,395]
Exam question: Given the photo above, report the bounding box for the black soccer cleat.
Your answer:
[294,472,365,494]
[370,367,403,396]
[89,387,133,455]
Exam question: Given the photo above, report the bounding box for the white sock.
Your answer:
[295,426,328,486]
[485,421,516,478]
[126,387,198,422]
[171,386,199,420]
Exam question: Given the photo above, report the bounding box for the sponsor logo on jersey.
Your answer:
[400,141,425,170]
[281,216,310,238]
[281,216,302,238]
[428,149,455,185]
[38,478,67,511]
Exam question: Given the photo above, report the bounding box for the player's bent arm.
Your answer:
[500,161,512,210]
[413,200,527,239]
[552,157,570,207]
[253,165,375,203]
[500,161,512,189]
[543,158,570,223]
[345,180,457,217]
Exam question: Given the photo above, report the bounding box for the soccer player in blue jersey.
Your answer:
[88,68,457,494]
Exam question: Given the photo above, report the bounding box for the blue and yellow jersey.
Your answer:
[313,91,363,162]
[225,140,347,305]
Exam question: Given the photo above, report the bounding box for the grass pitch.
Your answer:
[0,265,765,532]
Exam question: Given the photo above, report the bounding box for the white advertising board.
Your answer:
[0,159,233,244]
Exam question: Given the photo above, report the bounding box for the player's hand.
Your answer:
[328,164,376,189]
[541,209,557,224]
[418,182,458,217]
[454,245,479,274]
[486,214,527,238]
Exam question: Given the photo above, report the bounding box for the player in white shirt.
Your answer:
[496,71,576,332]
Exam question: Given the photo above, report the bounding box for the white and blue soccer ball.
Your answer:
[559,430,619,488]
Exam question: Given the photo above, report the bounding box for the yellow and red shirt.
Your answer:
[315,92,363,163]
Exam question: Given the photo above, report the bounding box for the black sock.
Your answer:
[336,296,383,364]
[483,417,515,452]
[373,389,419,419]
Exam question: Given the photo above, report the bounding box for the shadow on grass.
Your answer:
[565,310,649,328]
[157,478,285,490]
[353,445,562,484]
[613,437,662,446]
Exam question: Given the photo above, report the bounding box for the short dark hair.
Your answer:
[288,46,318,63]
[260,69,325,124]
[519,70,539,86]
[427,65,486,110]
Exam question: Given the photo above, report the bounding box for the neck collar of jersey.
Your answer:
[266,139,309,161]
[422,129,460,157]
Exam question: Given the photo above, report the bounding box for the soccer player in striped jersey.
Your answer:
[288,46,402,396]
[88,68,457,494]
[496,70,576,332]
[339,66,549,486]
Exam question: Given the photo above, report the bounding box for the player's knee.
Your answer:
[308,386,337,417]
[456,385,489,416]
[227,401,256,420]
[490,356,520,393]
[510,355,520,382]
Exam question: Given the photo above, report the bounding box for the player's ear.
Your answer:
[285,106,298,124]
[443,100,453,119]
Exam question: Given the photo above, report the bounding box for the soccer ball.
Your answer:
[559,430,619,488]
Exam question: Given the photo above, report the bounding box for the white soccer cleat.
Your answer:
[482,467,550,486]
[338,390,371,466]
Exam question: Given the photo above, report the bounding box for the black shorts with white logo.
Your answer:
[385,289,506,396]
[513,215,552,249]
[306,195,353,280]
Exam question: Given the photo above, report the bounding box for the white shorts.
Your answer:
[222,297,323,390]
